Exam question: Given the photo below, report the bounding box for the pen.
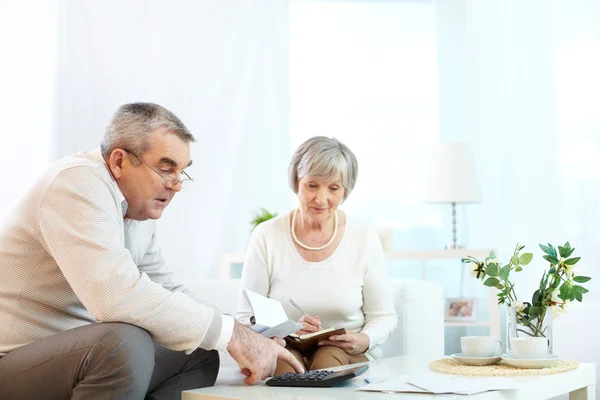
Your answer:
[289,298,322,330]
[364,378,386,384]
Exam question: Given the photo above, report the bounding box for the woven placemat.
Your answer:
[429,358,579,377]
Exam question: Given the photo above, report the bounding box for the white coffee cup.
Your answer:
[511,337,548,359]
[461,336,502,357]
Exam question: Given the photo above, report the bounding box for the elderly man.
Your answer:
[0,103,303,400]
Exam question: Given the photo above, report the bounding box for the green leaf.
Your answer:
[568,289,576,301]
[547,243,558,257]
[529,306,541,319]
[560,282,569,298]
[250,208,277,230]
[573,285,589,294]
[532,289,540,306]
[499,265,511,280]
[551,278,561,289]
[558,245,567,258]
[573,276,591,283]
[539,244,552,255]
[564,257,581,265]
[576,292,583,302]
[486,264,499,277]
[496,284,504,290]
[543,255,559,264]
[489,250,496,259]
[483,278,500,287]
[511,255,520,265]
[519,253,533,265]
[515,266,523,272]
[564,247,575,258]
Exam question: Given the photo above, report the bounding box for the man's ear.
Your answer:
[107,149,127,179]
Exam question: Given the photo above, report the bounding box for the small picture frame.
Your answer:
[444,298,477,322]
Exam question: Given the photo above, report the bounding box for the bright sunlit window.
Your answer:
[290,0,439,229]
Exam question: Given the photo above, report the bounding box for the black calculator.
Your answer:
[266,365,369,387]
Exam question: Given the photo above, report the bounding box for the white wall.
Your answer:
[0,1,57,221]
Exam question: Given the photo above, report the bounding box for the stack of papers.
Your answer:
[359,373,520,395]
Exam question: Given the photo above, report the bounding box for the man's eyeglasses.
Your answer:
[124,149,194,189]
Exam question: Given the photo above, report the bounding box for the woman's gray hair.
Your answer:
[100,102,195,164]
[288,136,358,201]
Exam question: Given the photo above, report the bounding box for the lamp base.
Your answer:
[449,202,459,249]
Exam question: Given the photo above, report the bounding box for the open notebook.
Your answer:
[286,327,347,352]
[288,326,341,340]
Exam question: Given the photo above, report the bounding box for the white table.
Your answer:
[182,355,596,400]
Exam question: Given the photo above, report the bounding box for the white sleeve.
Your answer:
[38,168,223,352]
[360,229,398,350]
[236,224,272,325]
[212,314,235,351]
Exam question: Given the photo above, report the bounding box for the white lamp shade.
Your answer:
[422,142,481,204]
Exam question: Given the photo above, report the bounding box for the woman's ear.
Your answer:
[107,149,127,179]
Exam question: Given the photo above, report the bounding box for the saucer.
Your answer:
[451,353,502,366]
[501,354,560,369]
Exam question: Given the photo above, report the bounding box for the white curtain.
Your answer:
[435,0,600,303]
[0,1,57,221]
[2,0,292,281]
[290,0,441,247]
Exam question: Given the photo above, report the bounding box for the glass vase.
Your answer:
[507,305,553,355]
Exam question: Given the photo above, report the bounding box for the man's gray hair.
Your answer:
[288,136,358,201]
[101,103,195,164]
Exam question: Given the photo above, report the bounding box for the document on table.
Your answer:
[359,373,520,395]
[360,377,430,394]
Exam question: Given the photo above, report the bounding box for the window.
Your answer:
[290,0,439,232]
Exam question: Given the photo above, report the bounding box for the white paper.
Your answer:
[408,373,520,395]
[243,288,289,328]
[360,376,430,394]
[359,373,520,395]
[260,319,303,339]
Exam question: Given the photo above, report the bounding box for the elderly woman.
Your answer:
[237,136,397,375]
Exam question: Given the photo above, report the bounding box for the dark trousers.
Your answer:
[0,323,219,400]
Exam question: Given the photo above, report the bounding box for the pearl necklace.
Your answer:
[291,208,338,251]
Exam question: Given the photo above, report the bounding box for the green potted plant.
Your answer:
[250,208,277,230]
[465,242,591,355]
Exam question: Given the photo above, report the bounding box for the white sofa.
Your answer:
[187,278,445,385]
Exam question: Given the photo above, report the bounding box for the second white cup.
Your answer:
[511,337,548,359]
[461,336,502,357]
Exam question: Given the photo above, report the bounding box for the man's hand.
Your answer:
[295,314,321,335]
[227,322,304,384]
[317,330,370,355]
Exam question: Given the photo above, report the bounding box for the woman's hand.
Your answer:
[317,331,370,355]
[295,314,321,335]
